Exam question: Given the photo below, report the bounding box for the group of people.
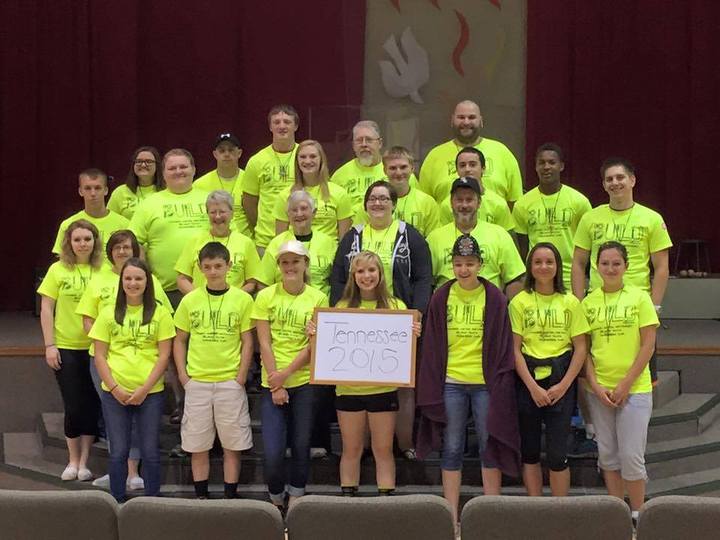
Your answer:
[37,100,672,526]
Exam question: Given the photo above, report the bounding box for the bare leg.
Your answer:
[223,449,241,483]
[79,435,94,469]
[625,478,646,511]
[127,459,140,479]
[191,451,210,481]
[481,467,502,495]
[368,411,396,489]
[66,437,81,468]
[549,468,570,496]
[602,468,625,499]
[442,469,462,525]
[396,388,415,451]
[522,463,543,496]
[337,411,366,487]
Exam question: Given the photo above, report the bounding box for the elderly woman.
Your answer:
[107,146,165,219]
[175,190,261,294]
[331,179,432,460]
[273,139,353,239]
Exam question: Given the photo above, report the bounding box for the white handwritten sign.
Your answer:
[310,308,418,387]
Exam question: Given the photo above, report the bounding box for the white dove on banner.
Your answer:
[379,27,430,104]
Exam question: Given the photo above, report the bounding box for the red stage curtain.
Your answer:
[526,1,720,272]
[0,1,365,310]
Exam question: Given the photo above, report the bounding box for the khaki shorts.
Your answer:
[181,379,253,452]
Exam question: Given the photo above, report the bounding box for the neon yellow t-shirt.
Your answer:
[258,229,337,297]
[52,210,129,255]
[446,282,486,383]
[107,184,159,220]
[574,203,672,292]
[419,138,523,203]
[509,290,589,380]
[330,159,419,221]
[174,230,261,290]
[37,262,95,350]
[427,221,525,288]
[272,183,354,238]
[242,144,299,247]
[361,221,400,295]
[174,287,255,382]
[439,189,515,231]
[194,168,252,238]
[334,298,407,396]
[89,304,176,393]
[582,286,659,393]
[75,265,172,355]
[356,187,440,237]
[513,185,591,289]
[129,187,209,291]
[251,283,329,388]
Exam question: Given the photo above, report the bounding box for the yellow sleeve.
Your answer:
[637,291,660,328]
[107,187,123,215]
[647,213,673,253]
[502,149,523,202]
[51,220,67,254]
[335,187,354,221]
[174,237,197,277]
[75,284,99,318]
[272,188,290,222]
[156,307,177,341]
[494,200,515,231]
[37,265,60,299]
[573,212,593,250]
[153,276,174,313]
[129,202,149,246]
[512,199,529,235]
[567,296,590,337]
[419,151,441,200]
[498,230,526,283]
[88,309,110,343]
[173,296,191,333]
[242,155,262,196]
[508,295,525,335]
[239,293,255,333]
[251,288,270,320]
[423,196,441,235]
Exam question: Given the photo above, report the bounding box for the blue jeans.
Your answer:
[261,384,315,504]
[101,391,164,501]
[90,359,140,460]
[441,383,496,471]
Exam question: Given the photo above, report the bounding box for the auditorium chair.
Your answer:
[460,495,633,539]
[118,496,285,540]
[286,494,455,540]
[637,495,720,540]
[0,489,118,540]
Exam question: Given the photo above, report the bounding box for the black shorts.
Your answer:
[335,391,399,413]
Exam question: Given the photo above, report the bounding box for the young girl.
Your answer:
[89,258,175,501]
[510,242,588,496]
[582,241,658,523]
[417,234,520,526]
[252,240,329,513]
[38,219,104,481]
[319,251,421,496]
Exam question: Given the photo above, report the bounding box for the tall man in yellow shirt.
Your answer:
[242,105,300,252]
[419,100,523,208]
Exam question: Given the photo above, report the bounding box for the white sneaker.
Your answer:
[77,468,93,482]
[127,476,145,490]
[285,448,292,458]
[92,474,110,487]
[310,447,328,459]
[60,465,78,481]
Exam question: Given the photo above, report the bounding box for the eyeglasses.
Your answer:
[368,196,392,203]
[353,137,380,144]
[134,159,156,166]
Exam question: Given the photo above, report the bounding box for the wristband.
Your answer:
[45,344,56,348]
[109,384,119,393]
[654,304,663,314]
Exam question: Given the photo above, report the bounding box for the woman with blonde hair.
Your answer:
[273,139,353,239]
[38,219,104,481]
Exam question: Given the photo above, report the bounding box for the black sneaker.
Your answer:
[169,444,187,458]
[568,431,598,458]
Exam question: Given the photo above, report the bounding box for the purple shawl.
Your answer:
[416,278,521,478]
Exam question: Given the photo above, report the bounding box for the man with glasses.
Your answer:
[331,120,419,222]
[420,100,523,209]
[194,133,252,238]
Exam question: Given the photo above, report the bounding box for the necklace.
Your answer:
[539,186,563,233]
[365,222,395,252]
[396,189,411,222]
[211,230,232,247]
[602,287,625,343]
[273,149,294,183]
[216,170,239,192]
[533,291,555,338]
[609,204,635,242]
[75,264,92,286]
[206,290,227,336]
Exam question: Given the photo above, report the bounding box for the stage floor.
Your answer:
[1,311,719,354]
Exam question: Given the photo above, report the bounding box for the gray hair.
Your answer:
[206,189,234,211]
[352,120,381,140]
[287,190,317,212]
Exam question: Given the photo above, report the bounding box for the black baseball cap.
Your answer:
[450,176,481,196]
[452,234,483,260]
[213,133,241,149]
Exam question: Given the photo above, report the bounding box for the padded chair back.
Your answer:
[637,495,720,540]
[460,495,633,540]
[286,494,455,540]
[118,496,284,540]
[0,489,118,540]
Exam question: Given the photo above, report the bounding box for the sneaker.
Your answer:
[77,468,93,482]
[127,476,145,490]
[310,447,328,459]
[92,474,110,488]
[568,433,598,458]
[60,465,78,481]
[401,448,417,461]
[169,444,187,458]
[285,448,292,458]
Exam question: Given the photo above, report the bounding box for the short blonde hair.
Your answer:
[59,219,103,268]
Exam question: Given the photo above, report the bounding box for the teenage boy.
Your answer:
[173,242,255,499]
[194,133,252,238]
[52,168,129,254]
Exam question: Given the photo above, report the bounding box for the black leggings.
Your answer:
[54,349,100,438]
[517,378,576,471]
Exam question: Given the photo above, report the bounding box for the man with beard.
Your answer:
[331,120,418,221]
[426,177,524,299]
[420,100,523,208]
